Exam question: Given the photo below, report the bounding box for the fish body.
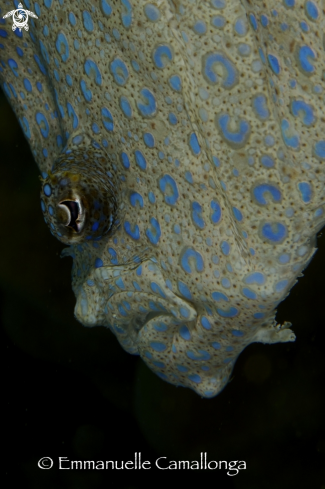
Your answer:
[0,0,324,397]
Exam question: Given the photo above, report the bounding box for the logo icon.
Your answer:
[2,2,38,32]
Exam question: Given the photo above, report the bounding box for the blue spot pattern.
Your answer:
[55,32,69,62]
[253,184,282,205]
[110,58,129,86]
[181,248,204,274]
[153,45,173,69]
[137,88,156,117]
[203,52,238,88]
[217,114,250,148]
[0,0,321,400]
[159,174,179,205]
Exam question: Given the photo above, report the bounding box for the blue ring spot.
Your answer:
[180,248,204,274]
[55,32,69,62]
[281,119,300,149]
[130,192,144,208]
[152,44,173,70]
[124,221,140,240]
[102,107,114,131]
[298,45,316,74]
[291,99,315,126]
[159,174,179,205]
[119,96,132,118]
[203,52,238,88]
[253,183,282,205]
[80,80,92,102]
[261,222,287,243]
[35,112,49,138]
[192,202,205,229]
[146,218,161,245]
[217,113,250,148]
[110,58,129,86]
[121,0,132,28]
[85,58,102,85]
[67,102,79,129]
[137,87,156,117]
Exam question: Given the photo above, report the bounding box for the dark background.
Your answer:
[1,86,325,488]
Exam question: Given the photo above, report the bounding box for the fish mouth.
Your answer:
[72,257,235,398]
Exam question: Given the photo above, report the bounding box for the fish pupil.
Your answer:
[61,200,80,232]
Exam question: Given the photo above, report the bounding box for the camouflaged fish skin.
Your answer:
[0,0,324,397]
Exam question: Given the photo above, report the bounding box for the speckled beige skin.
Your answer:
[0,0,324,397]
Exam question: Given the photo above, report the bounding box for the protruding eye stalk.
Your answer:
[40,134,120,245]
[57,198,85,234]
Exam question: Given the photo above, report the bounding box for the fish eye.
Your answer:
[57,199,85,234]
[40,134,120,244]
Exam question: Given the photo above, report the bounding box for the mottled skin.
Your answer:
[0,0,324,397]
